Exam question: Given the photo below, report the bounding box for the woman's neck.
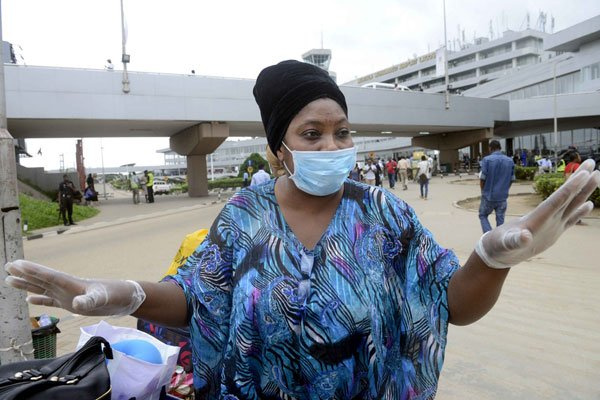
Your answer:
[274,176,344,212]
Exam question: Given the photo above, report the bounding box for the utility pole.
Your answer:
[443,0,450,110]
[120,0,130,93]
[0,1,35,365]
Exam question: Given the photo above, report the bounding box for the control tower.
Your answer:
[302,48,337,82]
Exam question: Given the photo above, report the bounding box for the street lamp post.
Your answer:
[552,56,573,171]
[120,0,130,93]
[100,138,107,200]
[443,0,450,110]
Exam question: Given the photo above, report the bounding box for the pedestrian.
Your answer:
[243,170,249,187]
[86,173,95,191]
[58,174,77,226]
[139,173,148,202]
[130,172,141,204]
[363,158,377,185]
[478,140,515,233]
[417,155,431,199]
[6,60,600,400]
[564,152,581,179]
[386,157,397,189]
[250,163,270,186]
[348,163,362,181]
[376,159,384,187]
[144,170,155,203]
[397,156,410,189]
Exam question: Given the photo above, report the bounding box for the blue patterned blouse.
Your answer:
[165,179,459,399]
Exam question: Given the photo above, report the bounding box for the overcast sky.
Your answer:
[3,0,600,170]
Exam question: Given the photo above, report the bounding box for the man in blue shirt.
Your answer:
[479,140,515,233]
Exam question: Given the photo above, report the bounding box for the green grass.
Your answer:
[19,194,100,232]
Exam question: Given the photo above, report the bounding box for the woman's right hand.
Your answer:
[4,260,146,317]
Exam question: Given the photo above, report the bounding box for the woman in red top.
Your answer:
[564,152,581,178]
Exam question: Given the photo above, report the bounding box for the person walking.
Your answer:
[363,159,377,185]
[58,174,77,226]
[144,170,155,203]
[243,171,250,187]
[130,172,141,204]
[86,173,95,191]
[417,155,431,199]
[386,157,397,189]
[398,156,410,189]
[250,163,270,186]
[348,163,362,181]
[479,140,515,233]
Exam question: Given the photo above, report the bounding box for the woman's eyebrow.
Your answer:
[297,117,348,128]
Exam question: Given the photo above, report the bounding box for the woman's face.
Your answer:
[277,98,353,173]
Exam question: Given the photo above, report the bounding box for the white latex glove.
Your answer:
[476,159,600,269]
[4,260,146,316]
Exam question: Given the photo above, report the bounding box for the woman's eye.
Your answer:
[302,130,320,138]
[337,129,350,137]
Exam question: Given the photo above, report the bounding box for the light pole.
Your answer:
[100,138,107,199]
[120,0,130,93]
[553,55,573,170]
[443,0,450,110]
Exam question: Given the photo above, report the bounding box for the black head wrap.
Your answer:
[253,60,348,154]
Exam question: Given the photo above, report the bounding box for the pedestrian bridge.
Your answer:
[5,65,600,196]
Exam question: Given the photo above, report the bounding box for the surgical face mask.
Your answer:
[282,142,357,196]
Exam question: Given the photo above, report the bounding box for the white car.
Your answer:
[152,180,171,195]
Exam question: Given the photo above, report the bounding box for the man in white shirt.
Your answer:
[363,159,377,186]
[250,164,271,187]
[397,156,410,190]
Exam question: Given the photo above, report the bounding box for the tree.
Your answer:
[238,153,270,178]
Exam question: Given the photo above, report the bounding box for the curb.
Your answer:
[453,193,600,219]
[23,196,232,241]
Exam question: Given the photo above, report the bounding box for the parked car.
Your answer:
[152,179,171,195]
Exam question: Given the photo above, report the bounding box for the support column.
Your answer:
[440,149,459,172]
[506,138,514,156]
[170,122,228,197]
[481,140,490,156]
[186,155,208,197]
[469,143,479,159]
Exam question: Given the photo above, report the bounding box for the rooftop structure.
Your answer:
[346,29,552,94]
[303,48,337,81]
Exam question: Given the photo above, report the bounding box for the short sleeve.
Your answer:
[162,204,236,392]
[480,157,488,180]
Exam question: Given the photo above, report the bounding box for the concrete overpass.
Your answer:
[5,64,599,196]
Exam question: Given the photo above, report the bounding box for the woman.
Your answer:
[5,60,600,400]
[417,154,431,199]
[348,163,362,181]
[564,151,581,179]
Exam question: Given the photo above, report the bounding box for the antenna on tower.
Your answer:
[551,15,555,33]
[320,30,324,49]
[489,20,494,39]
[526,12,530,29]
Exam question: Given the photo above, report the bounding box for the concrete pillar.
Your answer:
[170,122,228,197]
[469,143,479,159]
[440,149,459,172]
[186,155,209,197]
[506,138,514,156]
[481,140,490,156]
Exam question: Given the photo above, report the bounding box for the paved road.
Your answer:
[21,178,600,399]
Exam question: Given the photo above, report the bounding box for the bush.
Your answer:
[534,173,600,207]
[238,153,270,178]
[208,177,244,190]
[515,166,537,181]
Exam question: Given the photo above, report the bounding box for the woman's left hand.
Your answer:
[476,159,600,269]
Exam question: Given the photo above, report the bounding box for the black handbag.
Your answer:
[0,336,112,400]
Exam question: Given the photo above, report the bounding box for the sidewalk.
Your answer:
[25,187,238,239]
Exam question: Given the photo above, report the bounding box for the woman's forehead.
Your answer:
[293,98,348,124]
